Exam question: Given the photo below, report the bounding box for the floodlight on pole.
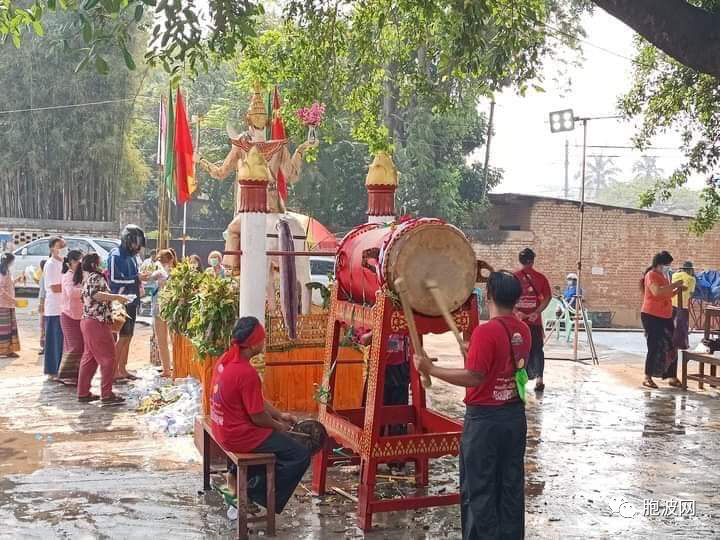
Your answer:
[548,108,599,366]
[549,109,575,133]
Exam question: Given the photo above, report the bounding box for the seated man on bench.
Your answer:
[210,316,311,513]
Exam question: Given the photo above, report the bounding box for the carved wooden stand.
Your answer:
[312,286,478,530]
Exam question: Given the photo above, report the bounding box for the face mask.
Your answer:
[59,247,68,258]
[662,265,671,273]
[210,258,220,267]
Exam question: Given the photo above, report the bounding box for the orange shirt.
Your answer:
[641,271,673,319]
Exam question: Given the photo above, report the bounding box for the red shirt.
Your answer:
[210,355,272,452]
[385,334,408,366]
[514,267,551,327]
[465,316,531,407]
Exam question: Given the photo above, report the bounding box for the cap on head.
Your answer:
[566,272,578,281]
[681,260,694,271]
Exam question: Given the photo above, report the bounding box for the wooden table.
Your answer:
[681,350,720,389]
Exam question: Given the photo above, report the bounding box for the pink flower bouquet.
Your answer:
[296,102,326,144]
[296,102,326,127]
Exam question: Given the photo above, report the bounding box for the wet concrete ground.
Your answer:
[1,298,719,538]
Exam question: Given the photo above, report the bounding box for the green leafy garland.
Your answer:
[186,274,239,359]
[159,260,241,360]
[158,260,206,337]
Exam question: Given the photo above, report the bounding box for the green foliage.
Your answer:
[186,274,239,359]
[621,24,720,233]
[393,102,501,227]
[158,260,205,336]
[2,2,586,120]
[0,10,147,220]
[225,16,504,228]
[159,260,239,359]
[593,157,701,216]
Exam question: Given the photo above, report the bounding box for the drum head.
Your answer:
[289,420,328,455]
[386,223,476,316]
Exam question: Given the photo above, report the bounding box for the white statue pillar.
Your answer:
[365,152,398,224]
[238,147,269,322]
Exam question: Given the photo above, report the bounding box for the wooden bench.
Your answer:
[201,418,276,539]
[681,350,720,390]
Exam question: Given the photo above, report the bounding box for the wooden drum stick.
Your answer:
[424,279,468,359]
[394,277,432,389]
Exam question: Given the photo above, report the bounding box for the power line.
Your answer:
[576,144,681,151]
[536,18,651,69]
[0,97,149,116]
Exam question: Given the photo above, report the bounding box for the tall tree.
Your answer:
[632,156,663,180]
[620,2,720,233]
[594,159,701,216]
[582,155,621,198]
[591,0,720,78]
[0,12,147,221]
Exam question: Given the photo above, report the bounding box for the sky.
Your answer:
[480,10,702,198]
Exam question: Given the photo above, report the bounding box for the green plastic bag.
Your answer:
[515,368,529,403]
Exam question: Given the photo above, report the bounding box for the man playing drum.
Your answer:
[414,271,530,539]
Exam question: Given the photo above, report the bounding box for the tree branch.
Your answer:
[592,0,720,77]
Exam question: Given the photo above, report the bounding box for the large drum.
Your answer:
[335,218,477,316]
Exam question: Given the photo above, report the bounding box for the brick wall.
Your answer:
[470,194,720,327]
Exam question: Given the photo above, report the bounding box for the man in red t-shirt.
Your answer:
[210,317,310,514]
[415,271,530,539]
[513,248,551,392]
[416,271,530,538]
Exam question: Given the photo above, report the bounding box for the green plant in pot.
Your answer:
[159,260,206,337]
[186,274,239,359]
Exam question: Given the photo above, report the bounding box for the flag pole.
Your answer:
[182,88,188,260]
[181,203,187,258]
[157,96,168,250]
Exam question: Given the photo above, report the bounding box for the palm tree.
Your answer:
[632,156,664,180]
[585,155,621,197]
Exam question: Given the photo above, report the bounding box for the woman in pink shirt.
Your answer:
[57,250,84,384]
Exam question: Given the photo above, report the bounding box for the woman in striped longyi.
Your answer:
[0,253,23,358]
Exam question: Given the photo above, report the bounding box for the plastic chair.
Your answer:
[543,297,565,342]
[562,297,593,343]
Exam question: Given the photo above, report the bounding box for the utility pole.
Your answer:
[481,99,496,197]
[564,138,569,199]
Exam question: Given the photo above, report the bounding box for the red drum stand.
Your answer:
[312,286,479,530]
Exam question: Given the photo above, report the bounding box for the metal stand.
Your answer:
[573,294,599,365]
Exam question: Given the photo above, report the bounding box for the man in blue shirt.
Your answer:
[563,272,583,310]
[108,225,149,381]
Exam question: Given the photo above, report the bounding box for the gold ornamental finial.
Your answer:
[246,82,268,129]
[238,146,270,183]
[365,151,398,186]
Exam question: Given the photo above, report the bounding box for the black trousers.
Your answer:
[383,362,410,436]
[461,402,526,540]
[239,432,311,513]
[526,325,544,380]
[641,312,677,378]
